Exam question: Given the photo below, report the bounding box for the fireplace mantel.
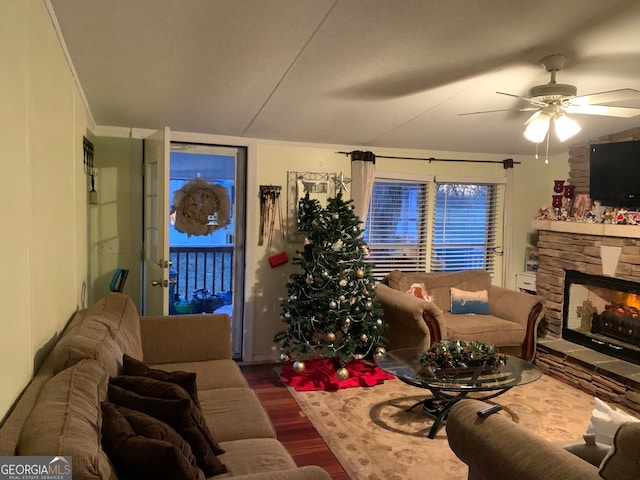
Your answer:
[532,219,640,239]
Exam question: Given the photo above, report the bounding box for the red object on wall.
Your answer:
[280,358,395,391]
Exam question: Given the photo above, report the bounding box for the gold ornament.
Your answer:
[293,361,306,373]
[326,332,336,342]
[356,269,365,279]
[336,367,349,380]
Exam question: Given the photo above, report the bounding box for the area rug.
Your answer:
[286,373,595,480]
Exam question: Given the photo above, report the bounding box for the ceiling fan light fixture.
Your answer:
[554,114,581,142]
[524,112,550,143]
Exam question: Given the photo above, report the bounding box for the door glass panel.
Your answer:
[168,143,246,358]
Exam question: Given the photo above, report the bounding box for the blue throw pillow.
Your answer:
[450,287,489,314]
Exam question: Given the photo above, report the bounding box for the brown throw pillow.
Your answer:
[101,402,205,480]
[122,353,200,406]
[108,383,226,476]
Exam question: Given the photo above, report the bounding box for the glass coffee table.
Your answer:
[378,347,542,438]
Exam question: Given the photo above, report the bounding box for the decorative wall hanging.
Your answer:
[171,177,231,236]
[287,171,335,242]
[259,185,288,267]
[83,136,98,204]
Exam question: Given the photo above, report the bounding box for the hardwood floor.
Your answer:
[241,363,350,479]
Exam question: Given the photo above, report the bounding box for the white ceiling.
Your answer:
[48,0,640,156]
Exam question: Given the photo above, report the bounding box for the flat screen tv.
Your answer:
[590,140,640,208]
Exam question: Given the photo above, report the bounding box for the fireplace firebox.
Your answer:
[562,270,640,365]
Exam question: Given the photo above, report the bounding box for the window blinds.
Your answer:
[364,180,428,280]
[430,182,503,273]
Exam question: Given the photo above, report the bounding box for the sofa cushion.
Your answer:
[385,270,410,292]
[586,397,640,445]
[444,313,525,347]
[198,387,277,442]
[599,422,640,480]
[122,353,200,405]
[217,438,298,477]
[101,402,206,480]
[87,292,143,360]
[17,359,112,480]
[107,383,227,477]
[50,317,123,376]
[150,359,250,390]
[450,287,489,314]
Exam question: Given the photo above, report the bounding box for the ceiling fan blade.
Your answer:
[564,104,640,118]
[568,88,640,106]
[458,107,538,116]
[496,91,548,107]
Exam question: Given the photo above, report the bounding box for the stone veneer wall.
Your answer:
[535,344,640,415]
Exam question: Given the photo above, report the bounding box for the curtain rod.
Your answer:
[337,151,519,169]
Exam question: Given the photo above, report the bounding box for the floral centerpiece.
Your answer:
[420,338,506,373]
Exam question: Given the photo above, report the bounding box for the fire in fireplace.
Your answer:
[562,270,640,365]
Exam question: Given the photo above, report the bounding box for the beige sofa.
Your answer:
[446,399,640,480]
[376,269,544,359]
[0,293,330,480]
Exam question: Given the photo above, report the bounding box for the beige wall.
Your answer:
[0,0,91,419]
[88,136,143,307]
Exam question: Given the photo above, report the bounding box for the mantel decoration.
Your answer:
[171,177,231,236]
[535,178,640,225]
[419,339,506,375]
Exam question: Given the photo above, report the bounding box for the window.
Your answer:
[363,175,504,279]
[363,179,428,279]
[431,182,501,273]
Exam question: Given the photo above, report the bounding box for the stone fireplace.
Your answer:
[533,221,640,338]
[532,220,640,413]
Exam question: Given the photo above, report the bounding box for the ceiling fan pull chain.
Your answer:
[545,132,550,165]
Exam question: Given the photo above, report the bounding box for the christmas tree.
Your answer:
[273,191,387,380]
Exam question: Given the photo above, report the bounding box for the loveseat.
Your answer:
[376,269,544,359]
[0,293,330,480]
[446,398,640,480]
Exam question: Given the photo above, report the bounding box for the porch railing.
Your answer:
[169,246,234,303]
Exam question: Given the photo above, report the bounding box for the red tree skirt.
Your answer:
[280,358,395,391]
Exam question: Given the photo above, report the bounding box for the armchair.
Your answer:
[376,269,544,360]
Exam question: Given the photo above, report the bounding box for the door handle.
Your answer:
[151,279,178,287]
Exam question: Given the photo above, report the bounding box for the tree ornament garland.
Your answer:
[171,178,231,237]
[274,191,387,379]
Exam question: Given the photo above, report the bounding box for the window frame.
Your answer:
[363,172,505,280]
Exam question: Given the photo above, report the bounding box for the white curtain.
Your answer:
[350,151,376,225]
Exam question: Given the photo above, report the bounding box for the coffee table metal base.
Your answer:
[407,388,510,438]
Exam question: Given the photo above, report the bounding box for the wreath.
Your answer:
[171,178,231,237]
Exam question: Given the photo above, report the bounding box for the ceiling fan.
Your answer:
[462,54,640,143]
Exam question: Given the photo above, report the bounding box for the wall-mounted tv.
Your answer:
[590,140,640,208]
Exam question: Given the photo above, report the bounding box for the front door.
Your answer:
[142,127,171,315]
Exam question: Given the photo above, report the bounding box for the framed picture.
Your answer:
[525,247,539,272]
[571,193,592,219]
